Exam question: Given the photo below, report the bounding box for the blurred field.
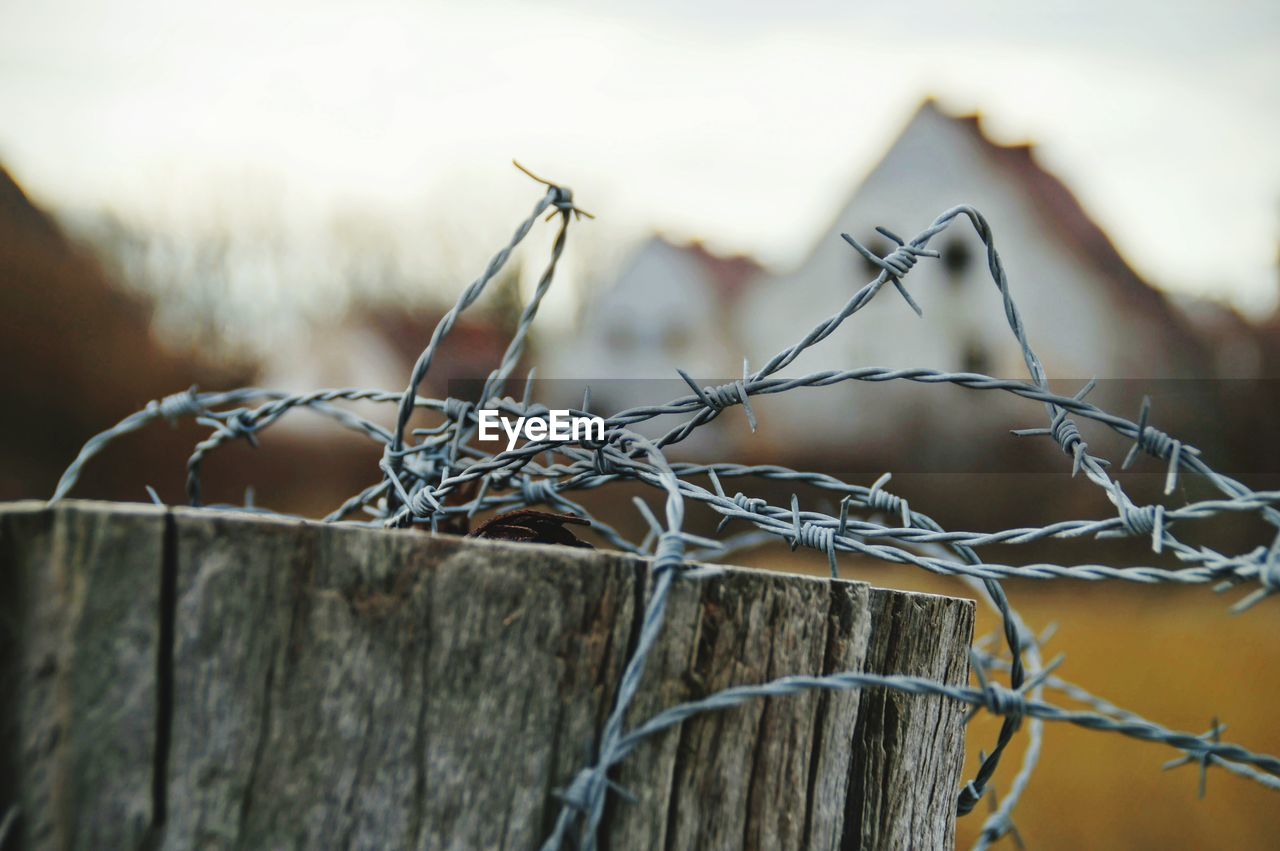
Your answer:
[732,544,1280,849]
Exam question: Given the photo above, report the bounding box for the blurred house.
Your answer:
[1172,291,1280,480]
[546,236,759,378]
[257,302,512,439]
[1172,295,1266,379]
[233,96,1264,480]
[737,99,1210,462]
[540,235,761,441]
[542,99,1217,468]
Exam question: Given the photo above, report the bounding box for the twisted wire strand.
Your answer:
[384,169,583,515]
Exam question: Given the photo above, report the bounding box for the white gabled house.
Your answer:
[737,99,1208,456]
[541,99,1210,461]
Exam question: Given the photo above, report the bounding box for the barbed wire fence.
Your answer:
[49,164,1280,849]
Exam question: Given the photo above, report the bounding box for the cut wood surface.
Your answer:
[0,500,974,850]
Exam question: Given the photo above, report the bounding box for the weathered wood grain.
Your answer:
[0,502,166,851]
[0,500,974,850]
[843,589,975,850]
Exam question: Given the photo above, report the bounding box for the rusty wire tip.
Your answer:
[514,160,594,221]
[511,159,553,186]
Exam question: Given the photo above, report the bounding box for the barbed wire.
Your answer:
[48,164,1280,848]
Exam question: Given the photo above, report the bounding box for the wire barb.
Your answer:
[841,226,939,316]
[1163,718,1227,799]
[1122,396,1201,495]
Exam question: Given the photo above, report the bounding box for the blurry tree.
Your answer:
[0,165,250,501]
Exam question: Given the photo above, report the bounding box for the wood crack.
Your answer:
[140,509,176,851]
[234,654,275,851]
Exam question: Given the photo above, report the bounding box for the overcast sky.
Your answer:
[2,0,1277,316]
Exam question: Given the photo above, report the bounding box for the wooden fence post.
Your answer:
[0,500,973,850]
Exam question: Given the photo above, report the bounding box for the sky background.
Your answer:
[1,0,1277,328]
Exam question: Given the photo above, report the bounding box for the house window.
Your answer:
[663,324,692,353]
[606,324,635,351]
[943,238,972,282]
[961,339,990,375]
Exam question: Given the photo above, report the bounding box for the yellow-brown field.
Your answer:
[734,546,1280,850]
